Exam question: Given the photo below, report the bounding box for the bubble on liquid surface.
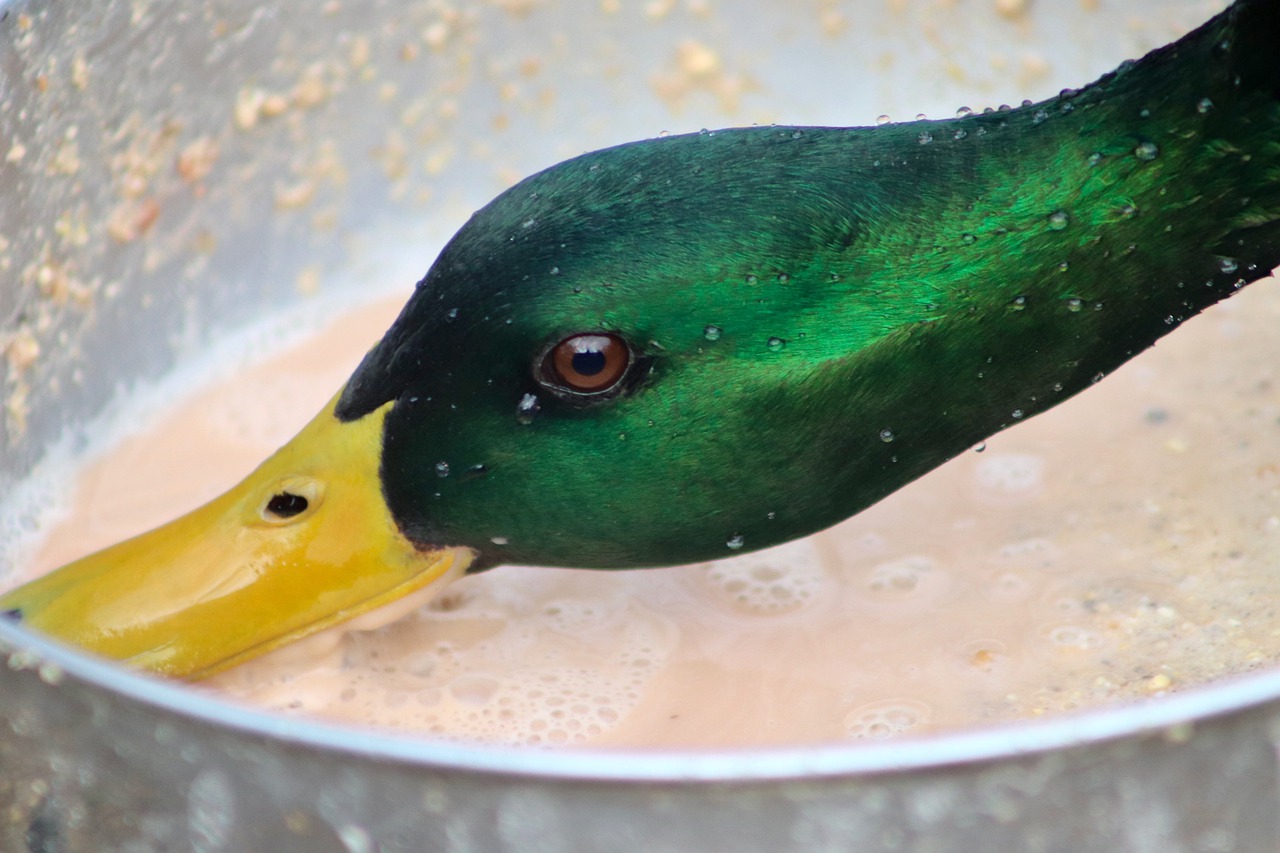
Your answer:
[702,538,829,614]
[843,699,932,740]
[866,555,939,597]
[995,537,1062,571]
[973,453,1045,502]
[225,569,680,748]
[1045,624,1105,651]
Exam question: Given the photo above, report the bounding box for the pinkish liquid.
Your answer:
[11,279,1280,749]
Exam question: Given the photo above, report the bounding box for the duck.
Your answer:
[3,0,1279,679]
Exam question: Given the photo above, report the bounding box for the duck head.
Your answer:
[4,126,988,677]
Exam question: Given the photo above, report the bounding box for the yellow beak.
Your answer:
[0,391,474,680]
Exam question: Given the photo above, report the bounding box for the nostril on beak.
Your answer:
[1,608,22,623]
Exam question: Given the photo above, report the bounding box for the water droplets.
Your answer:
[490,536,509,546]
[875,114,891,126]
[1031,108,1049,125]
[515,393,540,425]
[726,534,745,550]
[955,106,973,118]
[766,336,786,352]
[1134,141,1160,161]
[1087,152,1104,167]
[1009,295,1027,311]
[435,461,451,478]
[703,324,722,341]
[1219,257,1239,274]
[1196,97,1214,114]
[1046,211,1070,231]
[961,233,977,245]
[445,307,459,322]
[745,273,759,286]
[1065,297,1084,312]
[879,428,895,443]
[917,131,933,145]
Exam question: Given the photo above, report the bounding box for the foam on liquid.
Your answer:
[5,278,1280,749]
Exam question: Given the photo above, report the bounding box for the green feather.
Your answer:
[338,0,1280,570]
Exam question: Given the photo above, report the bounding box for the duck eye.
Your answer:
[544,333,631,394]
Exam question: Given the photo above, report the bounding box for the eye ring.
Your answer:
[540,332,632,395]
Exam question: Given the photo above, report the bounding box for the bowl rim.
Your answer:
[4,618,1279,783]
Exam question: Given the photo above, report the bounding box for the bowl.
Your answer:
[5,0,1275,849]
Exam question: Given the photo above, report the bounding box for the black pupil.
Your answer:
[571,348,607,376]
[266,492,309,518]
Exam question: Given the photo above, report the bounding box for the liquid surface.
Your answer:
[10,279,1280,749]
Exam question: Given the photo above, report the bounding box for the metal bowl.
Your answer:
[4,0,1274,849]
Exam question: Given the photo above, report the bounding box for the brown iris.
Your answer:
[544,333,631,393]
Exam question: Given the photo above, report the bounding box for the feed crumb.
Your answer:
[261,93,290,118]
[422,21,450,49]
[995,0,1029,19]
[106,198,161,243]
[5,380,30,438]
[348,35,371,69]
[645,0,676,19]
[234,87,268,130]
[1147,673,1173,692]
[4,329,40,374]
[48,139,81,176]
[1019,52,1050,82]
[652,40,755,114]
[71,55,90,90]
[295,266,321,296]
[176,137,220,184]
[292,64,330,109]
[274,179,317,211]
[820,9,848,37]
